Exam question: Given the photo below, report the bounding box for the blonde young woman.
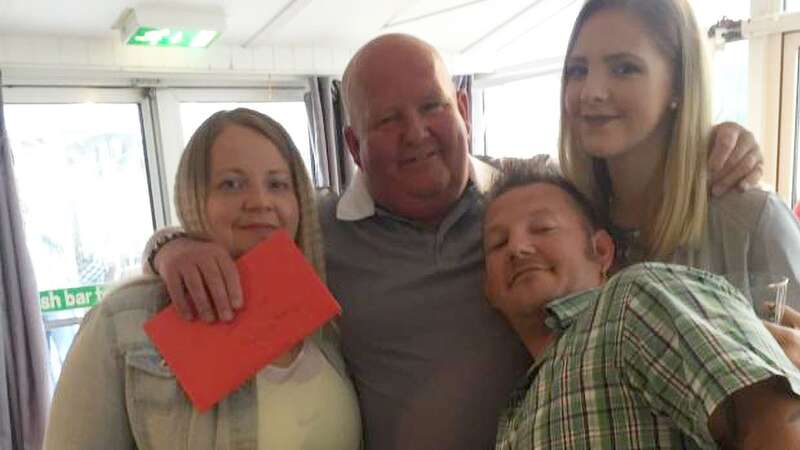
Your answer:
[44,108,361,450]
[559,0,800,303]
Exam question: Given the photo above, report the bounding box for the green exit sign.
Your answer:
[127,27,219,48]
[39,284,107,313]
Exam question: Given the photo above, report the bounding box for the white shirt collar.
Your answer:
[336,155,498,221]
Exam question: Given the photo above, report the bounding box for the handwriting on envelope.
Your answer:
[143,230,341,412]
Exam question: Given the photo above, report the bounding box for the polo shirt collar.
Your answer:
[543,288,601,332]
[336,155,497,221]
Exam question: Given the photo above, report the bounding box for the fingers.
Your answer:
[709,126,761,196]
[164,266,193,321]
[738,162,763,192]
[711,153,761,196]
[195,258,231,321]
[153,237,243,323]
[780,304,800,329]
[217,254,243,311]
[708,122,739,173]
[763,321,800,369]
[183,266,215,323]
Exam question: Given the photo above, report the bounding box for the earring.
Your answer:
[600,269,608,283]
[670,99,678,110]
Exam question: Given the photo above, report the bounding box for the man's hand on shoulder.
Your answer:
[154,237,242,322]
[708,122,763,197]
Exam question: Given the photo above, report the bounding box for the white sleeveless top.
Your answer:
[256,339,361,450]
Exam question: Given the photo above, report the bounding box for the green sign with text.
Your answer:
[39,285,107,312]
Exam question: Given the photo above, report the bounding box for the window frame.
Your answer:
[2,86,165,386]
[778,32,800,204]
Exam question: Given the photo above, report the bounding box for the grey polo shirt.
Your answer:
[320,157,531,450]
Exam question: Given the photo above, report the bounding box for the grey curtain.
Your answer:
[453,75,475,154]
[0,71,50,450]
[453,75,473,122]
[305,77,354,194]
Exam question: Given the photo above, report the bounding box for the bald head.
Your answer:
[339,33,471,225]
[342,33,455,129]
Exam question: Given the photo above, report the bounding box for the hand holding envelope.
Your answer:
[144,230,341,412]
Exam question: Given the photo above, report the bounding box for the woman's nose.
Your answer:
[243,187,274,211]
[580,71,610,104]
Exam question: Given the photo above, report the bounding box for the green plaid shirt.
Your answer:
[495,262,800,450]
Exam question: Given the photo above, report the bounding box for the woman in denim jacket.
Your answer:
[44,108,362,450]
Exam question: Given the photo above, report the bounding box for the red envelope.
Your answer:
[143,230,341,412]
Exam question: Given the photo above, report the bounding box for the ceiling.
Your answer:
[0,0,588,71]
[0,0,740,73]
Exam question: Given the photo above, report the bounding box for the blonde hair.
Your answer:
[558,0,712,260]
[174,108,326,280]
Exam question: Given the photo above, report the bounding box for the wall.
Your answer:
[0,34,484,79]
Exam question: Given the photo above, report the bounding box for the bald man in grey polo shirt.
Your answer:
[149,34,764,450]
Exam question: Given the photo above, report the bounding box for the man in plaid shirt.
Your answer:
[482,159,800,449]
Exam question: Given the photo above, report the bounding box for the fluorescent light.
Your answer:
[114,5,225,48]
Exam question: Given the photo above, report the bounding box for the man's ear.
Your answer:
[344,126,363,169]
[456,90,471,138]
[592,229,615,274]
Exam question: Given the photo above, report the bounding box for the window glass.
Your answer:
[482,72,561,160]
[711,40,749,124]
[786,0,800,12]
[5,103,153,385]
[179,102,313,179]
[794,57,800,206]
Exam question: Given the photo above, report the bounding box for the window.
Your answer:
[481,72,562,160]
[4,89,158,386]
[710,40,750,124]
[779,32,800,206]
[786,0,800,12]
[179,102,312,172]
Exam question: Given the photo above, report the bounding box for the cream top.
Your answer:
[257,339,361,450]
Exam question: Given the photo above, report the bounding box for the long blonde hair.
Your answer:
[173,108,326,280]
[558,0,712,260]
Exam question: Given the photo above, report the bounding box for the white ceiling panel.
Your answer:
[0,0,743,74]
[383,0,539,52]
[246,0,417,47]
[489,0,581,69]
[0,0,134,38]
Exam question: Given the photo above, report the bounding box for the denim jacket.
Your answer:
[44,276,357,450]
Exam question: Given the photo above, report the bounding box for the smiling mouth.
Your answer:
[238,224,278,233]
[509,266,550,287]
[399,150,438,166]
[581,115,620,127]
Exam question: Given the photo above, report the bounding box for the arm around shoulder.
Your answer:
[141,226,185,275]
